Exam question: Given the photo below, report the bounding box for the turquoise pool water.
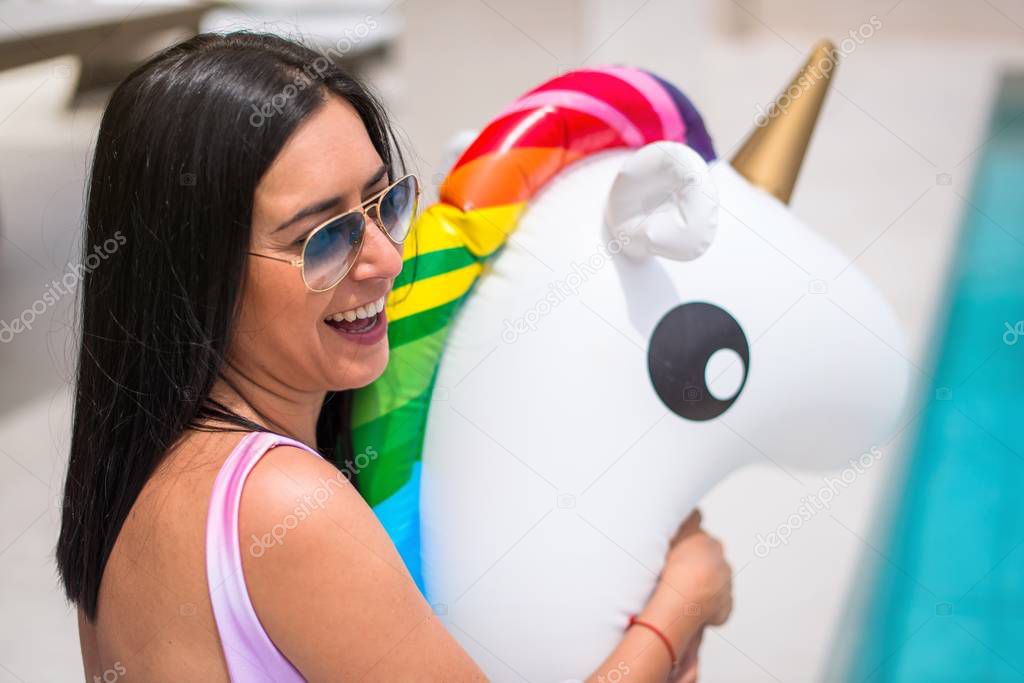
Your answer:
[849,75,1024,681]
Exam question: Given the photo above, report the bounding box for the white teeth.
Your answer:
[326,295,387,323]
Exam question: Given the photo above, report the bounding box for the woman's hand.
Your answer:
[634,509,733,679]
[587,509,733,683]
[657,509,733,627]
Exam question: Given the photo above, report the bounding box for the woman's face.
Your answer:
[232,95,405,394]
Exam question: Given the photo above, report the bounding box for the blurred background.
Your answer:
[0,0,1021,681]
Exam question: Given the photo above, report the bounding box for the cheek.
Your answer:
[236,262,316,346]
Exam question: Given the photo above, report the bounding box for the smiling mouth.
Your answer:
[323,295,389,343]
[324,310,388,345]
[324,295,386,324]
[325,313,379,334]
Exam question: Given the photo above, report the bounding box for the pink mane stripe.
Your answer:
[494,90,646,148]
[599,66,686,142]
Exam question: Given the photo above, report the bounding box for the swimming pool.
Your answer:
[849,74,1024,681]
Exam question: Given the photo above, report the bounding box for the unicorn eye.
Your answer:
[647,302,750,421]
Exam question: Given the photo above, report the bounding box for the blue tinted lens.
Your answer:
[303,212,365,290]
[377,176,418,243]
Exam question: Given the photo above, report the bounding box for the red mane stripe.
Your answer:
[454,107,625,170]
[526,70,664,140]
[441,66,698,213]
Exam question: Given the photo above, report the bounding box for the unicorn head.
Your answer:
[350,42,910,682]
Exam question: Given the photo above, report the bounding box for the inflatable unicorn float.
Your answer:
[348,41,910,681]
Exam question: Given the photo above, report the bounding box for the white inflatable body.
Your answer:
[419,149,910,681]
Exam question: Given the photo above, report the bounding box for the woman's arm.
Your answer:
[587,599,704,682]
[240,445,484,681]
[587,511,733,682]
[241,448,730,682]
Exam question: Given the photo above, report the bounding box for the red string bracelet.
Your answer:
[626,614,677,665]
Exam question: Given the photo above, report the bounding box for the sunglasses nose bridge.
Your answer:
[363,204,387,234]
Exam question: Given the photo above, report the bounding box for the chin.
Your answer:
[331,344,389,390]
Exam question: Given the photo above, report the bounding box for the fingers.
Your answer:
[706,583,733,626]
[662,509,734,636]
[694,556,732,627]
[671,508,703,545]
[682,508,702,533]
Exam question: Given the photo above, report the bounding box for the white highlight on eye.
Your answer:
[705,348,745,401]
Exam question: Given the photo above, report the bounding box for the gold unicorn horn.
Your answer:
[731,40,838,204]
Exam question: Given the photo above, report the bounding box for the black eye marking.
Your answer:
[647,302,750,421]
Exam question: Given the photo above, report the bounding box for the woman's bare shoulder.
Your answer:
[92,429,248,681]
[105,429,246,576]
[238,442,392,559]
[238,443,484,680]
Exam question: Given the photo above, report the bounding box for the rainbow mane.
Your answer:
[348,66,715,589]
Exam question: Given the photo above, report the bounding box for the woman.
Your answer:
[56,32,733,682]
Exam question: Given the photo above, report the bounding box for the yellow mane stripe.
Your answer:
[402,202,525,262]
[387,261,482,322]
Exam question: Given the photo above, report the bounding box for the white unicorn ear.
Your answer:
[605,141,718,262]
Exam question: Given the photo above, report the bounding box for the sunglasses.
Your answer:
[250,173,420,292]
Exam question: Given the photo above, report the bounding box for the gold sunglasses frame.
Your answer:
[249,173,420,293]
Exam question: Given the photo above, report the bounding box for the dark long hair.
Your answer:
[56,31,405,620]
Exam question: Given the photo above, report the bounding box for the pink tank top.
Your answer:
[206,431,320,682]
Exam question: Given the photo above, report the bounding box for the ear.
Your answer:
[604,141,718,262]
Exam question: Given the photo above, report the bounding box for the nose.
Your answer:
[348,215,405,283]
